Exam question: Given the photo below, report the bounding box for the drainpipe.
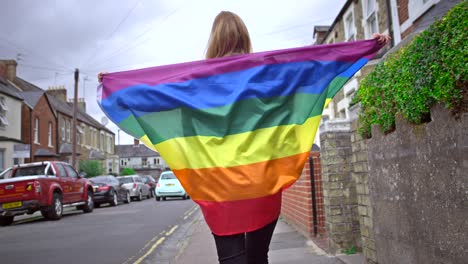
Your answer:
[309,155,318,236]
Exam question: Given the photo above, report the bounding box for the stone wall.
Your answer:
[320,121,361,254]
[367,104,468,263]
[349,104,377,263]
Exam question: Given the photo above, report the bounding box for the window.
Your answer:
[0,114,8,127]
[34,117,39,144]
[344,10,356,41]
[0,149,5,171]
[56,164,67,177]
[121,160,124,166]
[107,135,111,153]
[100,133,105,150]
[48,122,53,147]
[409,0,437,21]
[66,120,71,142]
[364,0,378,38]
[60,117,65,141]
[64,164,79,178]
[0,97,8,111]
[142,158,147,166]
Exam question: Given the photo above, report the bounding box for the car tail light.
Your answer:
[98,186,110,191]
[157,183,160,188]
[133,183,137,189]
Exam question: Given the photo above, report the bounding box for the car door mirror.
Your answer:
[79,172,87,178]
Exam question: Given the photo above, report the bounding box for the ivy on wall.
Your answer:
[352,1,467,138]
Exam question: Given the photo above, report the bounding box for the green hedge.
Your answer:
[353,1,467,138]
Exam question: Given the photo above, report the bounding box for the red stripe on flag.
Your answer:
[195,192,282,236]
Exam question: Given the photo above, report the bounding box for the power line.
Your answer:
[81,0,141,69]
[0,36,74,71]
[19,63,72,74]
[84,6,181,70]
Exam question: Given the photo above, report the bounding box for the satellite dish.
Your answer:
[101,116,109,126]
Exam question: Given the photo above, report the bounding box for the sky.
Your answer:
[0,0,346,145]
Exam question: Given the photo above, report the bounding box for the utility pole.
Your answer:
[72,69,79,169]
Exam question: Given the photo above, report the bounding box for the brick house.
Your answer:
[308,0,462,261]
[21,90,58,162]
[0,59,118,173]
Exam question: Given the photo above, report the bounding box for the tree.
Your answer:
[79,160,104,178]
[120,167,136,176]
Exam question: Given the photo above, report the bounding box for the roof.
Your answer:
[21,91,44,108]
[46,94,113,134]
[0,76,23,100]
[34,148,59,157]
[115,144,160,158]
[13,77,43,92]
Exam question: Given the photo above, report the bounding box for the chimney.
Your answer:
[69,98,86,112]
[0,60,17,81]
[133,139,139,146]
[78,98,86,112]
[47,85,67,102]
[313,26,331,45]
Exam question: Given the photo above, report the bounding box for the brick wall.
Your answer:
[281,151,326,239]
[397,0,409,24]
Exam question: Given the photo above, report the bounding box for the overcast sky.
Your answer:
[0,0,346,145]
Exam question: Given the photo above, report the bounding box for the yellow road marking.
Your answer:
[165,225,178,236]
[132,237,165,264]
[183,206,198,220]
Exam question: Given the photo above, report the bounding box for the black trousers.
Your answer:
[212,218,278,264]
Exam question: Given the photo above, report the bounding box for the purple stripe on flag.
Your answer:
[101,39,382,99]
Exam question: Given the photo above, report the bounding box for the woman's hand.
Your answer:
[97,72,107,83]
[372,33,391,45]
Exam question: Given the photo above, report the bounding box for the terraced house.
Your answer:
[0,60,118,173]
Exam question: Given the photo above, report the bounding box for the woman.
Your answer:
[99,11,390,264]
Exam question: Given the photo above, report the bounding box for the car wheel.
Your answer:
[95,203,101,208]
[82,190,94,213]
[137,191,143,201]
[41,192,63,220]
[110,191,118,207]
[162,196,166,201]
[155,195,160,201]
[124,191,131,204]
[0,216,14,226]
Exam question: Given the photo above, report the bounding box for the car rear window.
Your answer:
[14,165,48,177]
[90,176,110,184]
[161,172,176,180]
[118,177,134,184]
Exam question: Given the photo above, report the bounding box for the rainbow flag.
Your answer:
[98,39,383,235]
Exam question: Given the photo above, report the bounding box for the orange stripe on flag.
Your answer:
[173,152,310,202]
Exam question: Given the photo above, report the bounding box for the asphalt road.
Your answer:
[0,197,199,264]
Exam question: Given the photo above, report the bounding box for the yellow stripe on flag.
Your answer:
[151,115,321,170]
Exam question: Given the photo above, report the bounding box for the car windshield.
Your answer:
[118,177,134,184]
[161,172,176,180]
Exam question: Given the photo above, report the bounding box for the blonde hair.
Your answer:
[205,11,252,59]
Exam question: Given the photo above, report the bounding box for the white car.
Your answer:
[155,171,189,201]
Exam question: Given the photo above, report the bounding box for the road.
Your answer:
[0,197,199,264]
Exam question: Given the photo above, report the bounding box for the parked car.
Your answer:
[155,171,189,201]
[89,175,131,207]
[117,175,151,201]
[0,161,94,226]
[141,175,156,198]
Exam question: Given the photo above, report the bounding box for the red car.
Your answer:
[0,161,94,226]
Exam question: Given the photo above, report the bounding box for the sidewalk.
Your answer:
[173,211,364,264]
